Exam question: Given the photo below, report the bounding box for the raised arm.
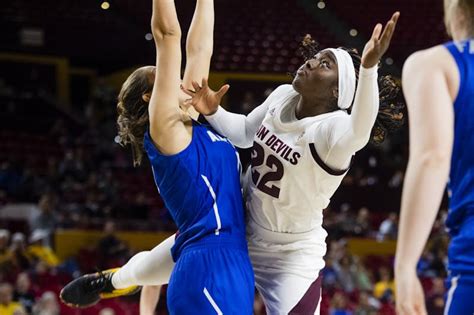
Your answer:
[181,0,214,120]
[320,13,399,170]
[149,0,191,155]
[395,47,457,315]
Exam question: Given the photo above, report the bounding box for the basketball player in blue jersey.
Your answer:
[60,0,254,313]
[395,0,474,314]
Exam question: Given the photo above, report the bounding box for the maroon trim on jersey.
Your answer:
[288,275,322,314]
[309,143,353,176]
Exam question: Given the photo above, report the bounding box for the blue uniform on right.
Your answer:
[444,39,474,315]
[144,121,254,315]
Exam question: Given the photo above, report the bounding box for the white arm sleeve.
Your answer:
[315,65,379,170]
[205,85,291,148]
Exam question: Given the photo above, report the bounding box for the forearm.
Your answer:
[205,104,267,148]
[182,0,214,120]
[151,0,181,38]
[186,0,214,59]
[345,65,379,148]
[395,154,450,271]
[140,285,161,315]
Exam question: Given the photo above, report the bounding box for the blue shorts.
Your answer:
[167,243,255,315]
[444,273,474,315]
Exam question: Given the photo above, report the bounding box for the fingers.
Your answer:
[201,77,209,89]
[180,84,195,97]
[216,84,230,98]
[380,12,400,45]
[371,23,383,41]
[191,80,202,92]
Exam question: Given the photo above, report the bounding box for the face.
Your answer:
[292,50,339,102]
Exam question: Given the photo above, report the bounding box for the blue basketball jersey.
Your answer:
[444,39,474,234]
[143,121,247,261]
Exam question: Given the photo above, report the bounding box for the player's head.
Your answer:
[293,35,405,144]
[292,35,339,113]
[444,0,474,40]
[116,66,155,166]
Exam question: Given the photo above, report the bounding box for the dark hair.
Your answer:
[295,34,405,144]
[117,67,154,166]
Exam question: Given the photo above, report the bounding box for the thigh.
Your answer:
[255,266,322,315]
[445,274,474,315]
[167,248,254,315]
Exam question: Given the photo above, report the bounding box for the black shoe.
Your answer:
[60,268,141,308]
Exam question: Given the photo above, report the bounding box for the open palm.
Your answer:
[362,12,400,68]
[181,78,230,116]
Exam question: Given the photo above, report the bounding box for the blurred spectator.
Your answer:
[353,257,373,291]
[353,207,371,237]
[334,255,356,293]
[373,267,395,300]
[354,291,380,315]
[9,233,31,271]
[29,194,57,243]
[0,283,25,314]
[330,292,353,315]
[322,257,339,289]
[97,221,129,269]
[377,212,398,241]
[13,273,35,313]
[32,291,60,315]
[27,230,59,267]
[0,230,11,269]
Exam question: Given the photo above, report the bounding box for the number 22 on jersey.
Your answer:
[251,142,284,198]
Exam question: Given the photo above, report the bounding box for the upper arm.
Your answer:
[402,47,456,159]
[149,1,190,155]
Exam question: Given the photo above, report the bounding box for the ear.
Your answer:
[142,93,151,103]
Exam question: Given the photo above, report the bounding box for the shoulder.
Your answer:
[403,45,459,101]
[403,45,457,77]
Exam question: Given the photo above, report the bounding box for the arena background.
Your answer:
[0,0,450,314]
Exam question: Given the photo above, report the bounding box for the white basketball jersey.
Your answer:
[245,85,350,234]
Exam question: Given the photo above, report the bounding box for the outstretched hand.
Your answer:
[180,78,230,116]
[361,12,400,68]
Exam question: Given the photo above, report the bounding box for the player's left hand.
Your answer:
[361,12,400,68]
[181,78,230,116]
[395,268,427,315]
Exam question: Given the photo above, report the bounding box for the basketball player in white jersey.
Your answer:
[66,12,402,315]
[179,12,401,314]
[395,0,474,314]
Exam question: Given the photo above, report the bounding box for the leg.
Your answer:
[167,247,254,315]
[140,285,162,315]
[112,234,175,288]
[255,268,322,315]
[60,234,175,308]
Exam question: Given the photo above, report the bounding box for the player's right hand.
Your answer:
[395,269,427,315]
[181,78,230,116]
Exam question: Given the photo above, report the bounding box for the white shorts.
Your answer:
[246,218,327,315]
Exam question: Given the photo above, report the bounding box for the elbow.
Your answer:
[412,149,451,170]
[186,42,213,59]
[151,19,181,41]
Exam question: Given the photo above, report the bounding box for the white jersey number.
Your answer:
[251,142,284,198]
